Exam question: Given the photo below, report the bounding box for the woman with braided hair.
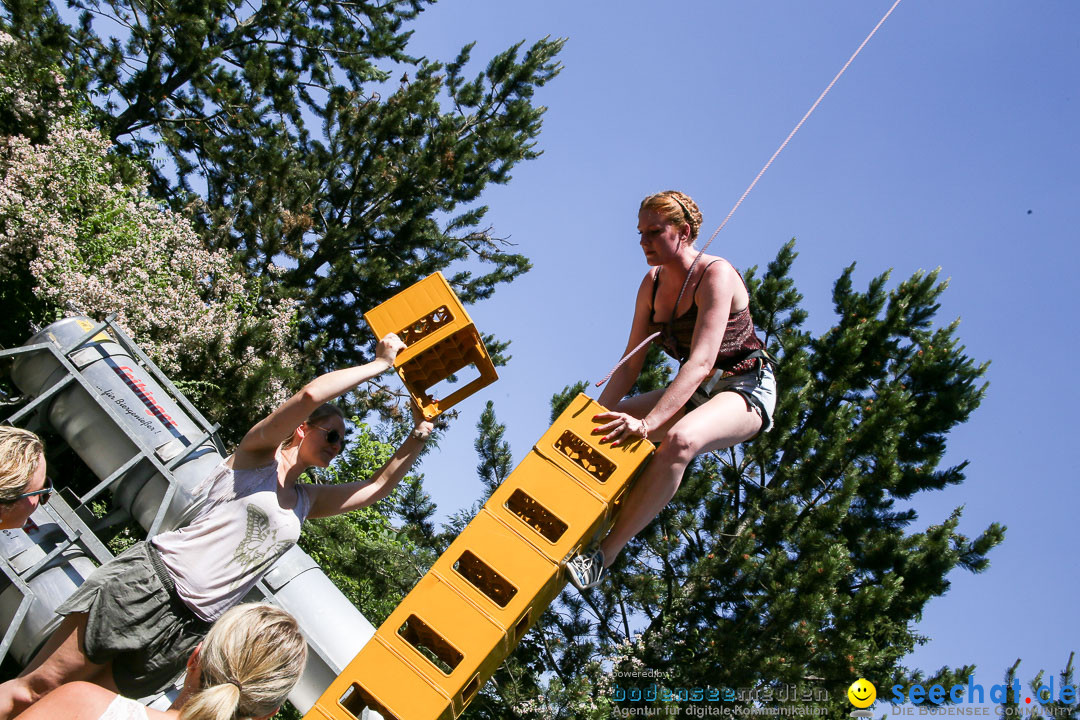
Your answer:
[17,602,307,720]
[566,190,777,591]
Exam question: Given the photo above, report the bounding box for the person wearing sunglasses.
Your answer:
[0,332,434,718]
[0,426,51,531]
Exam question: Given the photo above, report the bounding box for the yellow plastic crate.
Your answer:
[430,508,561,646]
[363,272,498,419]
[534,393,655,507]
[374,572,508,716]
[483,450,609,564]
[306,637,453,720]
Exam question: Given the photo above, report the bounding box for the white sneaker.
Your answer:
[567,549,606,590]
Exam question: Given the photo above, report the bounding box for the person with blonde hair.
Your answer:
[0,333,431,717]
[567,190,777,590]
[16,602,307,720]
[0,426,51,531]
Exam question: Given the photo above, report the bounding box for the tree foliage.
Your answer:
[988,655,1078,720]
[3,0,563,396]
[0,33,302,435]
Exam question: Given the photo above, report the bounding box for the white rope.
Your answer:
[595,0,904,388]
[697,0,906,257]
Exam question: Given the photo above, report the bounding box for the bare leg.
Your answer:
[599,391,762,565]
[0,613,115,719]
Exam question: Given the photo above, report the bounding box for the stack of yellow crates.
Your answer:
[304,393,655,720]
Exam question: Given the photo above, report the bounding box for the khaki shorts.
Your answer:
[56,541,211,697]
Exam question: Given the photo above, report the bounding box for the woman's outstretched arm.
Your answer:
[234,334,404,466]
[305,408,434,519]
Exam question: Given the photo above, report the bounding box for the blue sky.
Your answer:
[384,0,1077,697]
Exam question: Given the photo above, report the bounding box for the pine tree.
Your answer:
[996,655,1079,720]
[475,400,513,497]
[497,241,1004,718]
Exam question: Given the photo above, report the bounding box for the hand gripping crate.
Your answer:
[363,272,498,419]
[533,393,655,515]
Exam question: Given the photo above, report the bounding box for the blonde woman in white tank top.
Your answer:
[19,603,306,720]
[2,334,431,717]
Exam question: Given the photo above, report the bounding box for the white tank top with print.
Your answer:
[152,459,311,621]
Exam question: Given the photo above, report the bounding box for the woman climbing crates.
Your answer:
[567,190,777,591]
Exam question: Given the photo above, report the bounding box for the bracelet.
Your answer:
[639,418,649,440]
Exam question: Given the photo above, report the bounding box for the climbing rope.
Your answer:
[595,0,905,388]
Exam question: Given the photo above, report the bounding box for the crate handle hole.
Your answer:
[553,430,616,482]
[461,673,481,706]
[397,614,463,675]
[505,489,567,543]
[338,683,402,720]
[453,550,518,608]
[397,305,455,347]
[515,609,532,640]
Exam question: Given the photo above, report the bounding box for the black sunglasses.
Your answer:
[308,425,347,449]
[3,477,53,505]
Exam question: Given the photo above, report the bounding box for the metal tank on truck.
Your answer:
[8,317,224,532]
[0,521,97,666]
[0,317,378,713]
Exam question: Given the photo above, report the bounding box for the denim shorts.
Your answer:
[686,362,777,434]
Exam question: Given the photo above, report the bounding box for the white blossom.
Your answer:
[0,108,302,415]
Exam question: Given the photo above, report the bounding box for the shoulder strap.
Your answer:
[688,259,724,303]
[650,267,661,312]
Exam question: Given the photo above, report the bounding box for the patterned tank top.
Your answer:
[644,260,765,376]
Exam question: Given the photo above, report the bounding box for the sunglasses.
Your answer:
[3,477,53,505]
[308,425,347,449]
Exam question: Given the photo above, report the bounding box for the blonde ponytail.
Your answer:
[179,603,307,720]
[179,683,242,720]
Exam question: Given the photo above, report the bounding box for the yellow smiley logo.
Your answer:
[848,678,876,708]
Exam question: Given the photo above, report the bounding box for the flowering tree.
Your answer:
[0,30,70,141]
[0,32,301,435]
[3,1,562,381]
